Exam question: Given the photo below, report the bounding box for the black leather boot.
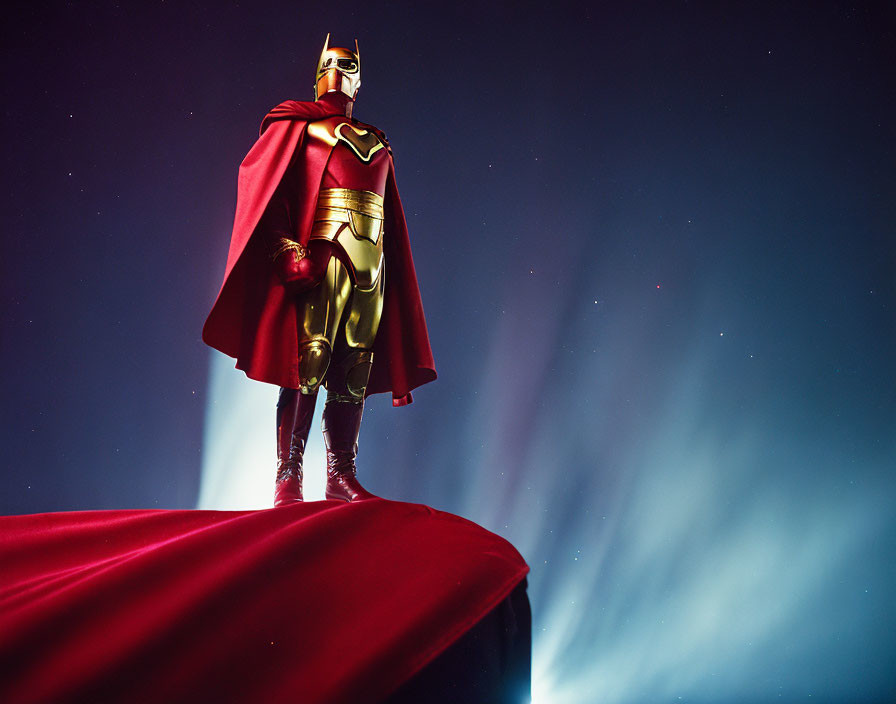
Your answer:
[322,393,376,502]
[274,388,318,506]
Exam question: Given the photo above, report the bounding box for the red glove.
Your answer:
[274,239,330,294]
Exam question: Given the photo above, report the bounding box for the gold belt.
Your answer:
[315,188,384,218]
[310,188,385,289]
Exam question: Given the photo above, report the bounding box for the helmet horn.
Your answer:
[317,33,330,76]
[314,33,330,99]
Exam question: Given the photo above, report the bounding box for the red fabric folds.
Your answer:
[0,501,528,704]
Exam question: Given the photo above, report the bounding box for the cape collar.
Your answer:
[315,90,354,117]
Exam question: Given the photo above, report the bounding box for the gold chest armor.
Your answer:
[307,120,385,163]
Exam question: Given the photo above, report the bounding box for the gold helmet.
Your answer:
[313,33,361,101]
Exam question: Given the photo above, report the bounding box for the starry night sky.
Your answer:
[2,2,894,701]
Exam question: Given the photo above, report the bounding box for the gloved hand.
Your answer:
[275,239,330,294]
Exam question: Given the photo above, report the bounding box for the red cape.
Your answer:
[202,99,436,406]
[0,502,529,703]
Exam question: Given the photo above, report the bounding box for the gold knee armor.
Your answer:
[344,349,373,397]
[295,188,385,395]
[296,338,331,394]
[325,348,374,400]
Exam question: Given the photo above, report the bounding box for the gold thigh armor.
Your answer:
[296,192,385,396]
[296,256,351,394]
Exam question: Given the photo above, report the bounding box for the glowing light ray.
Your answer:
[450,267,895,702]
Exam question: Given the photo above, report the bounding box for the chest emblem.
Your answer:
[334,123,384,162]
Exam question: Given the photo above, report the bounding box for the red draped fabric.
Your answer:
[0,500,528,704]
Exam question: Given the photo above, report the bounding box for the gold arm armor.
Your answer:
[272,237,308,262]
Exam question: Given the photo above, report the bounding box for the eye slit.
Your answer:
[337,59,357,71]
[324,58,333,67]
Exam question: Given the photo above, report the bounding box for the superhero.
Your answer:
[202,35,436,505]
